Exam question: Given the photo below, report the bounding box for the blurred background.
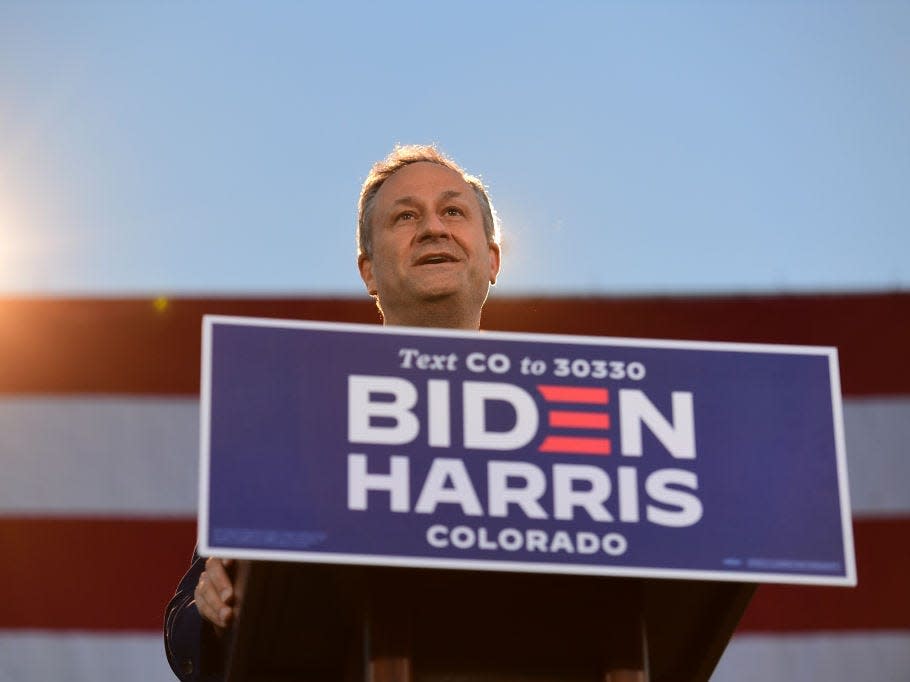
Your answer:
[0,2,907,680]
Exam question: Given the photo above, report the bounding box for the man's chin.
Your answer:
[415,276,491,304]
[418,289,460,303]
[408,278,463,302]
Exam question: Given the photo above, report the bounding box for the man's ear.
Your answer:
[488,242,502,285]
[358,254,378,295]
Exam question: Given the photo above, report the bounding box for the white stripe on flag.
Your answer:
[0,397,198,515]
[0,631,908,682]
[712,632,910,682]
[1,396,908,516]
[842,397,910,516]
[0,631,176,682]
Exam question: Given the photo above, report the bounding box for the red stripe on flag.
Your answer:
[737,517,910,632]
[548,410,610,429]
[1,293,909,395]
[0,516,906,632]
[0,517,196,631]
[538,435,612,454]
[537,386,609,404]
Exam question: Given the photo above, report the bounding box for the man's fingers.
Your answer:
[195,578,233,628]
[203,557,235,603]
[194,577,218,622]
[194,559,237,629]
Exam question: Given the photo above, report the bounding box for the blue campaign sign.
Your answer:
[199,316,856,586]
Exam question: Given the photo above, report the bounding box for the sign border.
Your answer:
[198,315,856,587]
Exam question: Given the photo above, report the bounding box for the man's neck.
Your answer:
[381,299,483,330]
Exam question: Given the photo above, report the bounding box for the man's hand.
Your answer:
[194,557,236,635]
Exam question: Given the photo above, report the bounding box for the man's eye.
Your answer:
[397,211,416,221]
[444,207,464,217]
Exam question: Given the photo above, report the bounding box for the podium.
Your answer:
[201,317,852,682]
[222,561,755,682]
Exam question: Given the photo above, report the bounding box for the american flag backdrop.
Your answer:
[1,293,907,681]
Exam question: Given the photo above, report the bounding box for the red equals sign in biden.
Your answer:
[536,385,611,455]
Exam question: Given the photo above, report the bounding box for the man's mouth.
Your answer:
[415,253,459,265]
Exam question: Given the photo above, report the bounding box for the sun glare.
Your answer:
[0,192,48,292]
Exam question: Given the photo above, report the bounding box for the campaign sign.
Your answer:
[199,317,856,586]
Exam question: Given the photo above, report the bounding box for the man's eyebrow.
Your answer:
[438,189,464,202]
[390,195,419,207]
[390,190,465,207]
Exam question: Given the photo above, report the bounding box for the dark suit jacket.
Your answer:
[164,550,226,681]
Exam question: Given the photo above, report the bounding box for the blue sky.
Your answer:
[1,1,907,296]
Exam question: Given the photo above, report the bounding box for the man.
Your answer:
[355,145,501,329]
[164,144,502,681]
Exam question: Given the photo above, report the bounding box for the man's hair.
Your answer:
[357,144,500,258]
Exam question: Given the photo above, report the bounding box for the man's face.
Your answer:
[358,161,501,326]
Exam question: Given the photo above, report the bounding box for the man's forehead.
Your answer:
[376,161,473,204]
[391,189,464,208]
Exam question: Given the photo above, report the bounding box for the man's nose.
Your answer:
[417,213,451,240]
